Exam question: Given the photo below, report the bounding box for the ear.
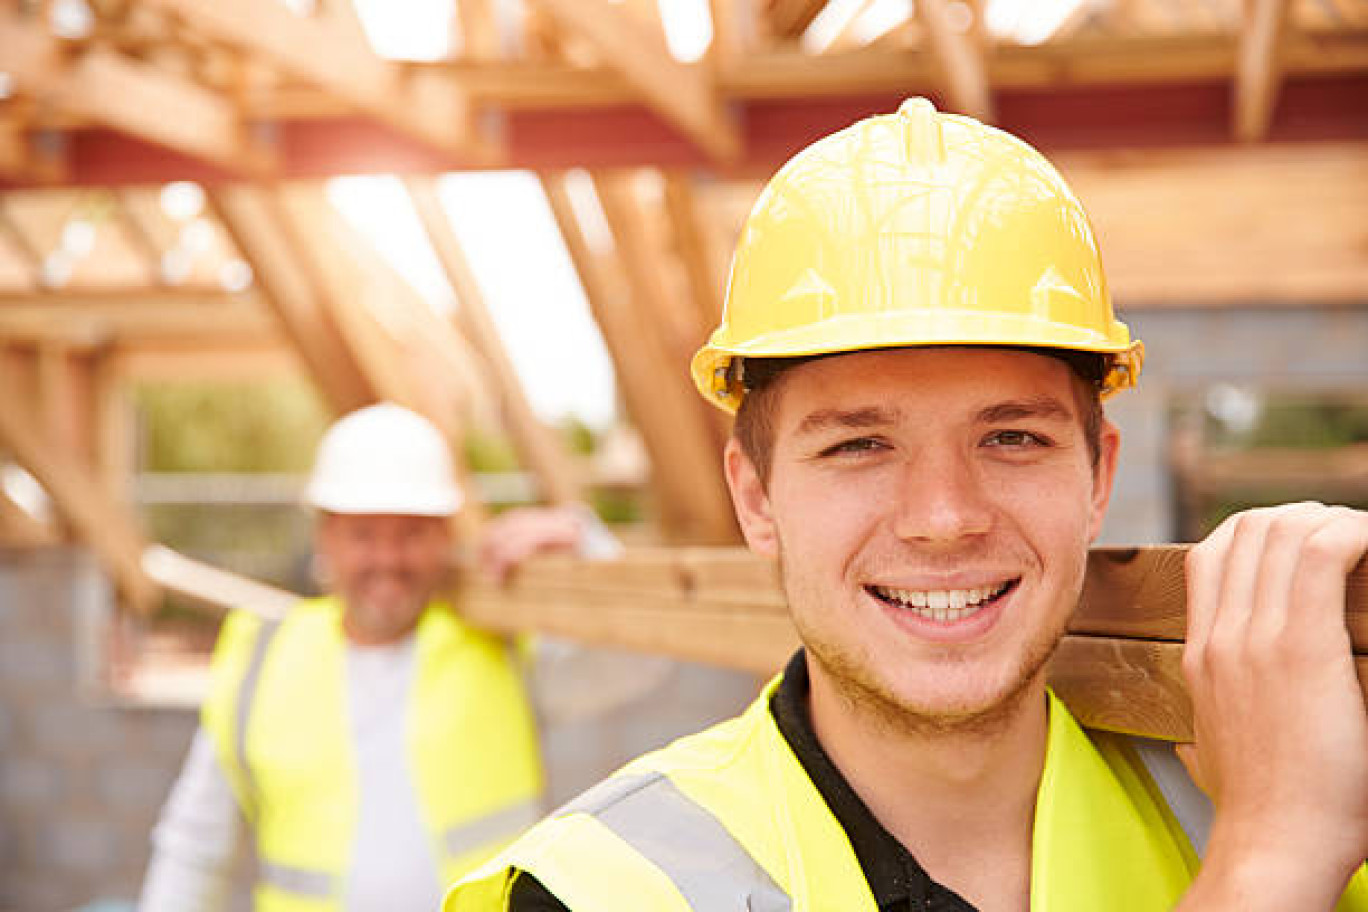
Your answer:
[1086,419,1121,543]
[724,438,779,558]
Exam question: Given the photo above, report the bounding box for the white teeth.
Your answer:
[871,581,1010,622]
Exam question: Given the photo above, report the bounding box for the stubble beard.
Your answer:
[779,548,1074,742]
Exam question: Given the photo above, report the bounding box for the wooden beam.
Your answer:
[525,0,741,163]
[0,119,68,185]
[141,0,496,162]
[0,390,156,610]
[274,186,421,412]
[0,198,44,279]
[207,186,375,415]
[111,190,167,287]
[109,342,300,382]
[460,545,1368,741]
[662,171,726,332]
[455,0,501,61]
[0,8,271,176]
[0,295,276,345]
[1055,142,1368,306]
[0,483,59,547]
[1234,0,1291,141]
[565,171,736,542]
[918,0,995,121]
[769,0,829,40]
[142,545,296,619]
[274,185,489,535]
[405,176,581,506]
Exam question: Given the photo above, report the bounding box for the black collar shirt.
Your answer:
[508,650,979,911]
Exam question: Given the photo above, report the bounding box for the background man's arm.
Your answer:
[137,728,244,912]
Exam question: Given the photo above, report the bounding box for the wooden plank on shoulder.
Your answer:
[460,544,1368,740]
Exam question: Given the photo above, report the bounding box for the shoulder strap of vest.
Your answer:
[231,615,282,823]
[532,769,792,911]
[1126,735,1213,855]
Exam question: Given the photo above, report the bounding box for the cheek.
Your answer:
[770,473,881,563]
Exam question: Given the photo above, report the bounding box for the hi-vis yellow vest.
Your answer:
[447,679,1368,912]
[203,597,544,912]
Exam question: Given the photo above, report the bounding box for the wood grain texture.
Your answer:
[460,545,1368,741]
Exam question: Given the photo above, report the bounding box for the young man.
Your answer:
[446,99,1368,911]
[139,403,604,912]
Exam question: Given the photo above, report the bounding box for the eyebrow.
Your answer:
[795,405,900,436]
[975,396,1075,425]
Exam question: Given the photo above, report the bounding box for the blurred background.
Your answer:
[0,0,1365,907]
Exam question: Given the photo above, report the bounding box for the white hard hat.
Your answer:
[305,403,462,516]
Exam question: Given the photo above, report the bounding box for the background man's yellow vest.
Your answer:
[447,681,1368,912]
[203,597,543,912]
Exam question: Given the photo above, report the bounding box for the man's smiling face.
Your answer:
[726,347,1119,733]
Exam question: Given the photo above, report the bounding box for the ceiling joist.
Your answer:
[1234,0,1292,141]
[918,0,995,122]
[524,0,741,164]
[139,0,497,163]
[0,8,272,178]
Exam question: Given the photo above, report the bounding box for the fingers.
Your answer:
[477,507,586,583]
[1179,501,1368,877]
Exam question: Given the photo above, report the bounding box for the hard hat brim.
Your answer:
[693,311,1143,413]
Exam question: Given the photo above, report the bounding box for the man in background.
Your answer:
[139,402,605,911]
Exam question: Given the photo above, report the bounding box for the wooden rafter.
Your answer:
[141,0,496,162]
[0,294,275,345]
[0,199,44,279]
[1234,0,1292,141]
[918,0,994,121]
[0,118,68,185]
[662,172,726,334]
[433,29,1368,107]
[582,171,736,542]
[455,0,501,61]
[208,186,374,415]
[0,481,58,547]
[524,0,741,163]
[769,0,830,40]
[0,382,156,611]
[274,186,419,412]
[274,186,489,534]
[110,190,167,287]
[462,546,1368,742]
[0,7,272,177]
[405,176,582,507]
[541,172,736,542]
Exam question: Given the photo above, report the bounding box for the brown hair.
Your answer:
[733,346,1108,485]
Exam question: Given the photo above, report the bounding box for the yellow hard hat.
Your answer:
[692,97,1143,413]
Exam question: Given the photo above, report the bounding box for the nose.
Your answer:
[889,449,993,545]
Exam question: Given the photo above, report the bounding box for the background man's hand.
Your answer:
[1178,502,1368,909]
[477,504,621,584]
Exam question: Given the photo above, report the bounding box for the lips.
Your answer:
[865,579,1016,623]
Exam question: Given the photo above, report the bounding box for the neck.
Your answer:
[807,663,1047,910]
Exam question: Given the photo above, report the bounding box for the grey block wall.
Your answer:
[0,549,200,912]
[1097,305,1368,545]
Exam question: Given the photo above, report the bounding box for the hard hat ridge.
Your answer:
[691,97,1144,413]
[305,402,463,516]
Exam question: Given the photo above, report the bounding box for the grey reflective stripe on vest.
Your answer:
[556,772,792,912]
[235,617,282,818]
[1129,736,1213,855]
[259,860,337,898]
[444,797,543,858]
